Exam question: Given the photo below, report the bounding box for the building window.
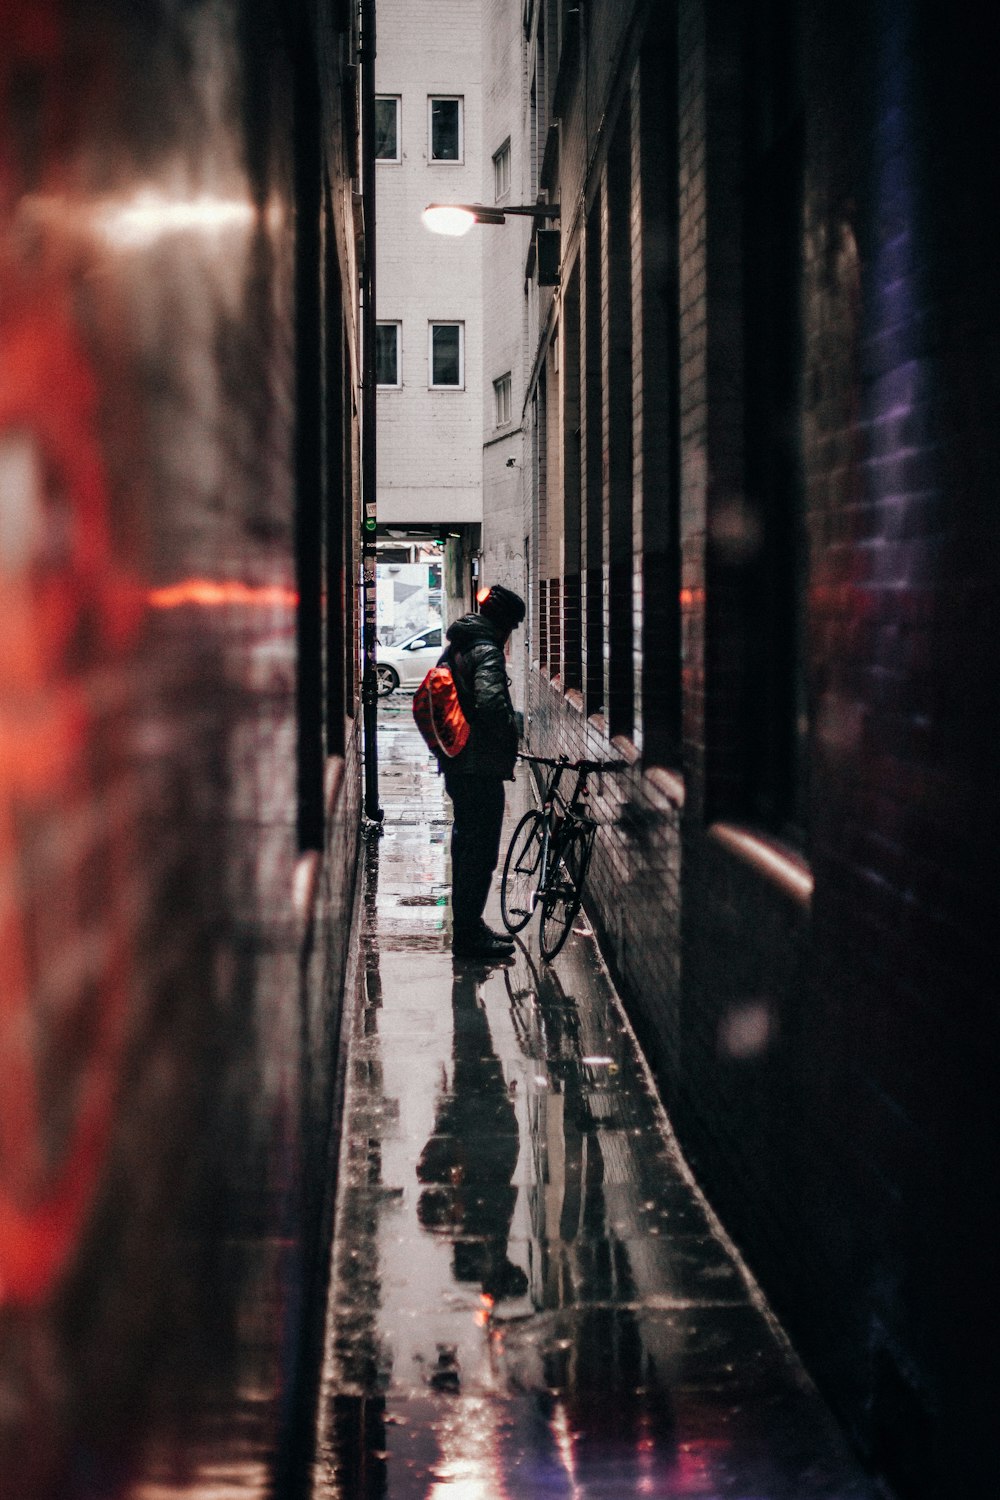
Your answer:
[741,0,806,837]
[429,97,463,162]
[584,199,604,715]
[429,322,464,387]
[561,261,583,694]
[374,97,400,162]
[605,110,634,740]
[494,372,512,426]
[375,322,401,386]
[636,31,682,767]
[493,137,511,200]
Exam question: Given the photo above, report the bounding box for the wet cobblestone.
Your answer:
[311,700,883,1498]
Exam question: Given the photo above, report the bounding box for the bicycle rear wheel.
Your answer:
[539,823,594,960]
[501,810,546,932]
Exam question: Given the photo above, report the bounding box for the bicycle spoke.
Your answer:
[501,810,546,933]
[539,825,593,960]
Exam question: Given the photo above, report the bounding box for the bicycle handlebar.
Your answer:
[517,752,630,773]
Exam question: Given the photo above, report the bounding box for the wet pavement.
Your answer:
[310,698,883,1499]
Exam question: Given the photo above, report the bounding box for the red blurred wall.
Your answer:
[1,2,363,1494]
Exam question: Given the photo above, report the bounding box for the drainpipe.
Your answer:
[360,0,384,830]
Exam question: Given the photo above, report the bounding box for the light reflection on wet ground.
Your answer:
[311,700,880,1498]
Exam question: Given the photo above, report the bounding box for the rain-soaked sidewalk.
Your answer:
[310,700,883,1499]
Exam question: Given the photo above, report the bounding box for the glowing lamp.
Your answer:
[423,201,559,236]
[422,204,478,236]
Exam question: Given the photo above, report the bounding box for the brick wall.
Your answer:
[519,1,1000,1495]
[527,675,685,1073]
[480,0,531,702]
[375,0,486,528]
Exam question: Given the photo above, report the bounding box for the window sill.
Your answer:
[325,755,346,814]
[610,733,641,767]
[293,850,321,935]
[708,822,813,910]
[644,765,685,810]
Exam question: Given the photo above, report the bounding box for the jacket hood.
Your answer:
[446,613,502,651]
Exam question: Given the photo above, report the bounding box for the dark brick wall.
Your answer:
[522,1,999,1495]
[0,2,363,1494]
[526,677,685,1094]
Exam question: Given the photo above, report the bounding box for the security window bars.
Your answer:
[374,97,400,162]
[429,97,463,162]
[493,138,511,199]
[429,323,463,387]
[494,372,512,426]
[375,322,401,386]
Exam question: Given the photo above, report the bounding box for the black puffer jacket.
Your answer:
[440,613,519,780]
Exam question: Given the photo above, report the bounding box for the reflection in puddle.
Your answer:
[416,968,527,1306]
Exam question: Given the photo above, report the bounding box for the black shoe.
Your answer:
[478,922,515,949]
[452,930,515,961]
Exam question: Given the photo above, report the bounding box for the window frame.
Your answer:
[405,628,442,652]
[718,0,807,840]
[375,321,402,388]
[493,371,512,427]
[493,137,511,200]
[428,321,465,389]
[374,95,401,163]
[428,95,464,164]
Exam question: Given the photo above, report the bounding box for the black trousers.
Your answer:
[444,774,506,936]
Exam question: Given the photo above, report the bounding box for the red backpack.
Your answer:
[412,656,471,758]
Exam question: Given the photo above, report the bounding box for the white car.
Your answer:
[376,625,444,695]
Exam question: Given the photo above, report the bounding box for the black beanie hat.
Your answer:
[478,584,526,629]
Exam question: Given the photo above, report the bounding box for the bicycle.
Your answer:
[500,753,627,961]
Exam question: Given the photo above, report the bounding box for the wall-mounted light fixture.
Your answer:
[422,201,560,236]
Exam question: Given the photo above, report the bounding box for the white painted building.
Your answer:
[481,0,533,706]
[375,0,485,616]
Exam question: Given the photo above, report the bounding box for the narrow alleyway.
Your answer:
[310,702,883,1499]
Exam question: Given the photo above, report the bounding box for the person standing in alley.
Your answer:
[440,584,526,961]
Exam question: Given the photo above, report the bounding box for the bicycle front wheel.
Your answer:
[539,823,594,960]
[501,810,546,932]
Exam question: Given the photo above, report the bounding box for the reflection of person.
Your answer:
[416,969,528,1303]
[440,584,526,961]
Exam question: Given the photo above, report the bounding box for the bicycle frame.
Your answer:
[535,760,594,890]
[501,753,628,955]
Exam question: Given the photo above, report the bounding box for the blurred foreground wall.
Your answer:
[1,2,363,1494]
